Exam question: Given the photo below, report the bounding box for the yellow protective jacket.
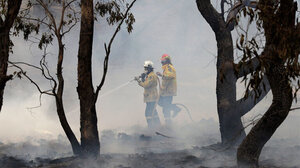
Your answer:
[138,71,159,102]
[160,64,177,96]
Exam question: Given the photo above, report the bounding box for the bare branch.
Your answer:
[66,0,77,8]
[8,61,54,96]
[221,0,225,19]
[20,16,54,31]
[95,0,137,102]
[26,92,43,111]
[40,47,57,88]
[36,0,59,34]
[58,0,66,33]
[8,61,43,71]
[290,107,300,111]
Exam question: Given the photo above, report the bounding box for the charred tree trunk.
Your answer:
[237,63,293,167]
[0,0,22,111]
[196,0,270,145]
[215,27,246,145]
[55,36,81,155]
[77,0,100,157]
[196,0,243,145]
[237,0,298,167]
[0,32,11,111]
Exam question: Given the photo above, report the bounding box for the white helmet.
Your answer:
[144,60,154,68]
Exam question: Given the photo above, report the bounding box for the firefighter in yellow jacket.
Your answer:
[135,61,161,129]
[156,54,181,125]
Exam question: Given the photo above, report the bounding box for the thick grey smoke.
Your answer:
[0,0,299,167]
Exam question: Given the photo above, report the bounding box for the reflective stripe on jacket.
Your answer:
[160,64,177,96]
[139,71,159,102]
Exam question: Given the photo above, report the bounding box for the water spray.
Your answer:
[99,79,135,98]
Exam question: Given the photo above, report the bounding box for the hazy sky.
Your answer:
[0,0,299,143]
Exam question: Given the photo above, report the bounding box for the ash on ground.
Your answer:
[0,119,299,168]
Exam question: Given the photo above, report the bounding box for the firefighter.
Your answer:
[156,54,181,126]
[135,61,161,129]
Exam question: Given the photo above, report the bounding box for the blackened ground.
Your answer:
[0,119,299,168]
[0,146,292,168]
[0,136,299,168]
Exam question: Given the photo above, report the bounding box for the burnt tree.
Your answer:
[196,0,270,145]
[8,0,136,157]
[37,0,81,155]
[77,0,100,157]
[0,0,22,111]
[236,0,300,167]
[12,0,82,155]
[77,0,136,157]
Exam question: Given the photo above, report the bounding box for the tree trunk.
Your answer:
[196,0,271,145]
[77,0,100,157]
[237,63,293,167]
[237,0,297,167]
[0,0,22,111]
[55,37,81,155]
[0,32,11,111]
[215,28,246,145]
[196,0,245,145]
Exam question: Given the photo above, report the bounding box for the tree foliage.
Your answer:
[95,0,135,33]
[233,1,300,101]
[6,0,137,156]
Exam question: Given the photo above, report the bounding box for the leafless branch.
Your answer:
[26,92,42,113]
[94,0,137,102]
[290,107,300,111]
[66,0,77,8]
[58,0,66,33]
[39,47,57,88]
[8,61,43,71]
[8,61,54,96]
[221,0,225,18]
[36,0,59,34]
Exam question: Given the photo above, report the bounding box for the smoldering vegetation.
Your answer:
[0,117,299,168]
[1,0,300,167]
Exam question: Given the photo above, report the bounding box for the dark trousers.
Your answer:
[158,96,180,125]
[145,102,161,129]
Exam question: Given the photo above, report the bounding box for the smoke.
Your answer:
[0,0,300,167]
[3,0,220,140]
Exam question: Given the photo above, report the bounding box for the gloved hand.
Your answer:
[134,77,142,84]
